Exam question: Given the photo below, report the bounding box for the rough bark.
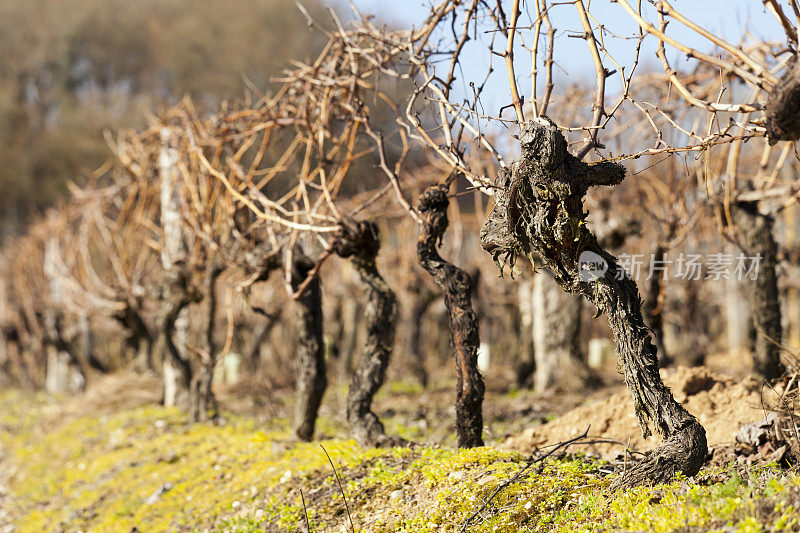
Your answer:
[291,253,327,442]
[241,240,283,375]
[532,269,596,393]
[417,186,485,448]
[191,259,223,423]
[114,304,154,373]
[332,220,403,447]
[161,268,196,411]
[0,326,30,388]
[159,126,192,409]
[43,237,86,392]
[480,121,707,488]
[190,363,215,423]
[733,202,785,379]
[766,53,800,145]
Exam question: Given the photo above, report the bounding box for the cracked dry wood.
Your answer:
[417,186,485,448]
[333,219,405,447]
[767,53,800,145]
[291,252,327,442]
[480,121,707,488]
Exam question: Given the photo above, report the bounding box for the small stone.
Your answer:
[108,428,126,449]
[736,412,779,447]
[232,500,241,509]
[770,444,789,464]
[477,475,496,486]
[448,471,465,481]
[145,482,174,505]
[157,451,179,464]
[280,470,292,483]
[254,509,265,520]
[390,489,404,501]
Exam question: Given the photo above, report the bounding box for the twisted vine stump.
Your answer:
[0,326,31,388]
[291,253,327,442]
[417,186,485,448]
[159,127,193,410]
[114,303,154,373]
[191,259,224,423]
[332,220,404,447]
[43,237,86,393]
[480,122,706,487]
[732,202,785,379]
[766,53,800,144]
[79,314,107,374]
[161,266,198,411]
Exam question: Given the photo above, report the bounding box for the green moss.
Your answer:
[380,379,425,396]
[3,391,800,532]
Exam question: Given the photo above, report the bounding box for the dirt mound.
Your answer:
[503,366,782,458]
[48,370,162,421]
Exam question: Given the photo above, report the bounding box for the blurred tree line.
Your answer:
[0,0,331,237]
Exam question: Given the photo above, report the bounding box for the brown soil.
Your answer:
[503,366,783,458]
[49,370,162,421]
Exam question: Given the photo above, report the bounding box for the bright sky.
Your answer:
[348,0,785,112]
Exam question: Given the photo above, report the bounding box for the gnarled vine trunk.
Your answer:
[0,326,30,388]
[159,126,192,409]
[78,314,108,374]
[114,304,154,373]
[43,237,85,393]
[191,259,223,422]
[480,122,706,488]
[291,253,327,442]
[161,268,195,411]
[766,53,800,144]
[417,186,485,448]
[333,220,402,447]
[733,201,785,379]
